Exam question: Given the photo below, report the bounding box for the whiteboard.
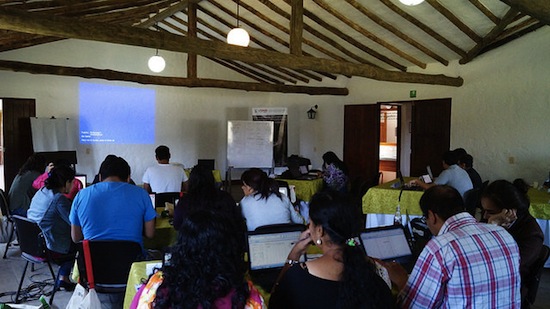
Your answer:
[227,121,273,168]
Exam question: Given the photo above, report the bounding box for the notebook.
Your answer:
[360,225,413,265]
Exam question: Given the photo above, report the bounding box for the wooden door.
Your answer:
[410,98,451,177]
[344,104,379,184]
[2,98,36,192]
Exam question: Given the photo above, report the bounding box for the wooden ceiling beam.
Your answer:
[425,0,482,43]
[343,0,447,66]
[460,8,518,64]
[160,17,290,84]
[206,2,335,80]
[0,7,463,86]
[187,1,197,79]
[326,0,434,69]
[379,0,467,58]
[496,17,538,40]
[0,59,349,95]
[280,0,406,71]
[468,0,500,24]
[479,22,545,56]
[289,0,303,56]
[500,0,550,25]
[226,1,334,80]
[136,1,194,28]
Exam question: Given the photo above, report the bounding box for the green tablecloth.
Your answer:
[143,209,177,250]
[528,188,550,220]
[362,178,424,216]
[363,182,550,220]
[278,178,323,202]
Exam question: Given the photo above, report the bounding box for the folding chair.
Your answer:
[12,215,57,304]
[525,245,550,307]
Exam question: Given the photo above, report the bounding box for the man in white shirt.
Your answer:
[411,150,473,197]
[142,145,188,193]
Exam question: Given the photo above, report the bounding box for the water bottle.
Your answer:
[394,204,402,225]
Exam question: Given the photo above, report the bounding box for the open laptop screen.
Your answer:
[248,231,305,270]
[361,225,412,261]
[75,175,87,189]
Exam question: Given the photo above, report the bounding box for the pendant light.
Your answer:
[148,24,166,73]
[399,0,425,5]
[148,49,166,73]
[227,0,250,47]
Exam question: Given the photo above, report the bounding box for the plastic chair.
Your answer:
[76,240,142,293]
[11,215,57,304]
[1,188,17,259]
[463,188,482,217]
[525,245,550,306]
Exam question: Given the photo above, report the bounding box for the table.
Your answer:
[362,178,423,228]
[143,209,177,250]
[529,188,550,267]
[278,177,323,202]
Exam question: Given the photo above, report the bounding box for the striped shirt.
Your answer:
[401,212,521,308]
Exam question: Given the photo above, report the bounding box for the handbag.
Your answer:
[65,240,101,309]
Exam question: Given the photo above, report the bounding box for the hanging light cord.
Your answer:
[236,0,240,27]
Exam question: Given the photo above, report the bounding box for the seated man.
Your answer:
[386,185,521,308]
[142,145,188,194]
[70,156,157,248]
[411,150,473,197]
[459,153,483,190]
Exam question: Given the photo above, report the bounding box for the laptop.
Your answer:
[360,225,414,271]
[398,171,423,191]
[247,226,306,290]
[420,165,434,184]
[75,174,87,189]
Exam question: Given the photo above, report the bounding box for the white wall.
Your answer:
[0,28,548,186]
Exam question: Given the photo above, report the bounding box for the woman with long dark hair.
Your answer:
[321,151,348,192]
[172,164,237,230]
[27,165,77,290]
[8,153,46,216]
[240,168,303,231]
[481,179,544,305]
[269,191,393,308]
[131,208,265,308]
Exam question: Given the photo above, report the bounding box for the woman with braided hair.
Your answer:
[269,191,394,308]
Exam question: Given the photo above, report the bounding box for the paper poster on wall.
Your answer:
[227,121,274,168]
[252,107,287,167]
[30,117,78,152]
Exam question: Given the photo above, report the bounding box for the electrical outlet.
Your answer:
[508,156,515,164]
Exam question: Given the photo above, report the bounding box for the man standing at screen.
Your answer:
[142,145,188,193]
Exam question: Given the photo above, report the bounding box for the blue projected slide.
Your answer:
[79,82,155,144]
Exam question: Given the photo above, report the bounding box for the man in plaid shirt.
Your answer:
[386,185,521,308]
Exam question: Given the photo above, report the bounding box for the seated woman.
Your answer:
[269,191,394,308]
[27,165,77,290]
[131,208,265,308]
[481,179,544,305]
[321,151,349,192]
[32,159,83,201]
[8,153,45,216]
[173,164,237,230]
[240,168,303,231]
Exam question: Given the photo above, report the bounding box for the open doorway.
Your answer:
[378,103,413,183]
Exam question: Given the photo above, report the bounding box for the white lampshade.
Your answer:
[148,55,166,73]
[399,0,424,5]
[227,28,250,47]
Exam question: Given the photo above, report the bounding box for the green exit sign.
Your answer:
[410,90,417,98]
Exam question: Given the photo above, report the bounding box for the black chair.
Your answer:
[525,245,550,306]
[76,240,142,293]
[463,188,482,217]
[11,215,57,304]
[154,192,180,208]
[1,188,17,259]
